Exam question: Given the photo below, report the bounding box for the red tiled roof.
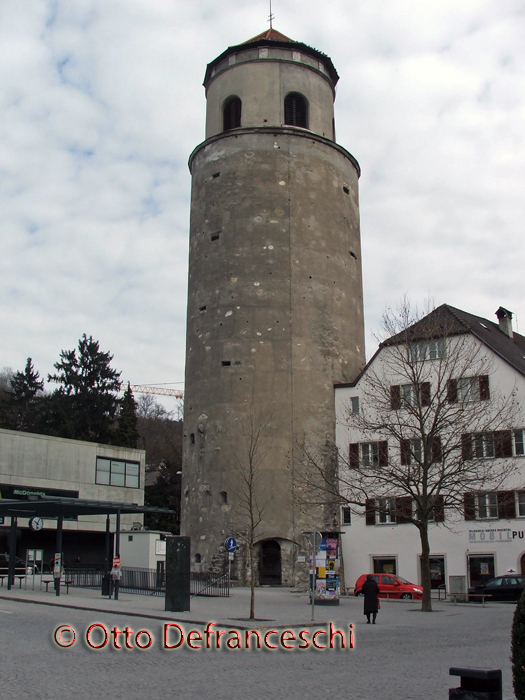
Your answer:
[243,28,295,44]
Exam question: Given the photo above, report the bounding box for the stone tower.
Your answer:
[181,29,365,585]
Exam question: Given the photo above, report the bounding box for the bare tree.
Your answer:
[136,395,182,469]
[299,300,522,611]
[227,407,273,620]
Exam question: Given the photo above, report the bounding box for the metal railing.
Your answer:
[65,567,104,589]
[64,566,229,597]
[190,571,230,597]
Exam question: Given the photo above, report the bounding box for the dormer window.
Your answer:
[223,96,242,131]
[284,92,308,128]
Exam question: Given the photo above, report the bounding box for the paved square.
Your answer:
[0,586,517,699]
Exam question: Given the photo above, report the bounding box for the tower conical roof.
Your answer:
[242,28,295,44]
[204,29,339,88]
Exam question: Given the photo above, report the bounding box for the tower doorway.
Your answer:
[259,540,282,586]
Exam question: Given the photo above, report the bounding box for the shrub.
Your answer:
[512,589,525,699]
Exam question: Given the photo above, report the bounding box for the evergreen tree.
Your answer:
[512,589,525,700]
[0,358,43,432]
[144,460,181,534]
[48,334,121,443]
[116,384,139,448]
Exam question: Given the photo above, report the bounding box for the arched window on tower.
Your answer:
[284,92,308,128]
[223,96,242,131]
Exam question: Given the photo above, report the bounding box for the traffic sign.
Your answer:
[225,537,237,552]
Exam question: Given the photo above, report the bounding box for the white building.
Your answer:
[0,428,146,566]
[335,305,525,593]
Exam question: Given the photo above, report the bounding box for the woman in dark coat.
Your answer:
[362,574,380,624]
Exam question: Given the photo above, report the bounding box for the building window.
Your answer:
[415,495,445,523]
[400,438,422,465]
[342,506,351,524]
[220,491,228,505]
[459,377,484,402]
[476,493,498,519]
[518,492,525,517]
[350,441,388,468]
[464,490,516,520]
[362,443,378,466]
[400,437,443,466]
[514,430,525,455]
[284,92,308,128]
[223,96,242,131]
[410,339,445,361]
[350,396,360,414]
[96,458,140,488]
[474,433,495,458]
[377,497,397,524]
[465,490,516,520]
[373,557,397,574]
[366,496,420,525]
[390,382,430,409]
[447,375,490,403]
[462,430,514,460]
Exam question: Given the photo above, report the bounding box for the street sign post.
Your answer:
[309,531,322,621]
[225,537,237,583]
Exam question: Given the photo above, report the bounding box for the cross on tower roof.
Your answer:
[268,0,275,29]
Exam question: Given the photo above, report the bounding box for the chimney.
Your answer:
[495,307,513,338]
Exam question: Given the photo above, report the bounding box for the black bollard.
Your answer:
[165,536,191,612]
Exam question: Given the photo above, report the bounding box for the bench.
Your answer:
[452,593,492,606]
[42,578,73,593]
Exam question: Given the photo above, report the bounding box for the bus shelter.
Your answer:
[0,496,173,597]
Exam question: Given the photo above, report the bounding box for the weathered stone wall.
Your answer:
[181,127,364,583]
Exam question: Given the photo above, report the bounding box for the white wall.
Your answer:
[119,531,168,569]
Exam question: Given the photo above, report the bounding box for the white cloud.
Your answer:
[1,0,524,402]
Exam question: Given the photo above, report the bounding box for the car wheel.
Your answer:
[356,592,364,597]
[400,593,412,600]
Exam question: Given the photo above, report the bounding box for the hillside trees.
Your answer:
[1,336,140,446]
[0,359,43,432]
[46,334,122,443]
[115,383,139,448]
[139,395,183,534]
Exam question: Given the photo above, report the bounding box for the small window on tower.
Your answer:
[284,92,308,129]
[223,96,242,131]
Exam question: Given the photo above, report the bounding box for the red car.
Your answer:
[354,573,423,600]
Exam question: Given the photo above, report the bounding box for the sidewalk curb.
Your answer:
[0,594,331,630]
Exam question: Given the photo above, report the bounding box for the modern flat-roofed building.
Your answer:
[0,427,145,567]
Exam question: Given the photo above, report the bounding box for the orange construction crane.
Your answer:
[123,384,184,400]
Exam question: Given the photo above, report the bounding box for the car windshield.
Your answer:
[394,576,413,585]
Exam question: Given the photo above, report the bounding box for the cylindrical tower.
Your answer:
[181,29,365,585]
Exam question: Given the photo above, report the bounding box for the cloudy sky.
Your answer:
[1,0,524,403]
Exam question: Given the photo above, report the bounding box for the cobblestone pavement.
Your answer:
[0,586,517,700]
